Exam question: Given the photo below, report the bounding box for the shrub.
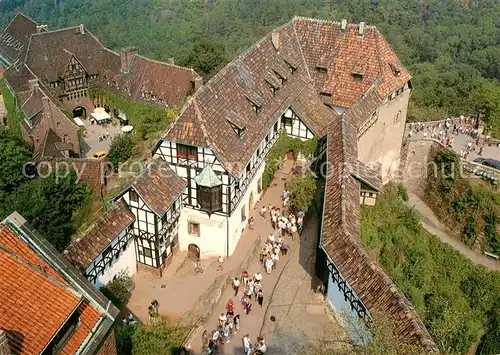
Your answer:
[108,134,133,168]
[289,172,317,213]
[132,319,188,355]
[99,270,134,308]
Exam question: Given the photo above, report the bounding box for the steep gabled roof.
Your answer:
[40,128,65,158]
[25,26,121,83]
[65,199,135,269]
[0,217,111,355]
[321,115,435,350]
[289,84,339,136]
[0,13,38,66]
[165,20,311,175]
[3,63,36,93]
[292,17,411,108]
[127,158,187,216]
[116,55,200,108]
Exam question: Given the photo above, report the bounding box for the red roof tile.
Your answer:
[0,224,81,354]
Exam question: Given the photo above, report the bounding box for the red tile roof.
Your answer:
[0,223,102,355]
[293,17,411,108]
[164,17,409,175]
[65,199,135,268]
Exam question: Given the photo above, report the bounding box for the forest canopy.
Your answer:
[1,0,500,132]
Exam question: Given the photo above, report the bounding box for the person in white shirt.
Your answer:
[254,272,263,281]
[218,313,227,327]
[217,255,224,271]
[233,277,240,296]
[268,233,275,243]
[243,334,251,355]
[265,257,273,274]
[260,205,267,219]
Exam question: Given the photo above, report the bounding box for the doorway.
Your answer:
[188,244,200,260]
[249,191,254,210]
[73,106,86,118]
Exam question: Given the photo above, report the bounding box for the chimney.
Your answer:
[358,22,365,36]
[0,330,11,355]
[36,24,47,33]
[341,19,347,31]
[28,79,39,91]
[271,31,280,51]
[167,57,175,65]
[194,77,203,90]
[79,24,85,35]
[120,47,138,73]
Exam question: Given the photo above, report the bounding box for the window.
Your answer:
[353,73,363,83]
[142,248,152,258]
[283,116,293,127]
[42,309,81,354]
[129,190,139,203]
[315,66,327,73]
[197,185,223,215]
[188,222,200,236]
[241,204,246,222]
[177,144,197,160]
[394,111,401,124]
[102,245,113,267]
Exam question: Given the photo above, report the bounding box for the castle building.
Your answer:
[61,16,434,349]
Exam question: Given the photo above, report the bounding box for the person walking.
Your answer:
[226,299,235,316]
[234,314,240,334]
[224,322,231,343]
[260,205,267,219]
[257,289,264,307]
[201,329,209,351]
[233,277,240,296]
[243,334,251,355]
[217,255,224,271]
[249,216,254,229]
[265,257,273,274]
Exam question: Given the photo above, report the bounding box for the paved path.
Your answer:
[407,193,500,271]
[186,161,340,354]
[410,130,500,161]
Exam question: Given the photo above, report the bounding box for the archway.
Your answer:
[73,106,86,118]
[249,191,254,210]
[188,244,200,261]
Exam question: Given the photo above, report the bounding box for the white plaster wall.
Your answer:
[227,162,265,255]
[178,208,226,258]
[88,233,137,288]
[357,87,410,183]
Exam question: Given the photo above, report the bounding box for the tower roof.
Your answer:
[194,164,222,188]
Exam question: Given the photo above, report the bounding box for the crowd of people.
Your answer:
[407,117,485,161]
[200,272,268,354]
[195,187,305,354]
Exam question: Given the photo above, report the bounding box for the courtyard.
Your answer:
[125,160,344,354]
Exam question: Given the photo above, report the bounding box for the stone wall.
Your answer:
[179,235,261,329]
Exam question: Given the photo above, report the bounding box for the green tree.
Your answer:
[0,133,31,192]
[288,172,317,213]
[132,320,187,355]
[99,270,134,308]
[472,78,500,136]
[180,39,227,80]
[108,134,133,168]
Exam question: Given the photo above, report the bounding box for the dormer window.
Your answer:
[320,92,332,97]
[389,63,401,77]
[264,77,280,96]
[245,93,262,113]
[273,69,287,85]
[316,66,328,74]
[353,73,364,83]
[283,57,297,74]
[227,111,246,138]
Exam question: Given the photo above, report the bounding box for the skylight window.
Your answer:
[316,66,328,74]
[353,73,364,82]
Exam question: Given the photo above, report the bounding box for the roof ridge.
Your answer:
[135,54,201,76]
[374,29,386,84]
[291,18,312,80]
[292,16,377,29]
[195,18,295,98]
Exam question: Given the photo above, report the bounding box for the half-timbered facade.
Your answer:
[115,159,186,276]
[65,199,136,287]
